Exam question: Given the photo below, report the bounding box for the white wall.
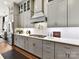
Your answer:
[0,17,3,33]
[47,27,79,39]
[0,6,9,16]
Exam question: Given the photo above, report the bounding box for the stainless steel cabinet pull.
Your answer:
[65,53,68,57]
[65,53,70,58]
[68,53,70,58]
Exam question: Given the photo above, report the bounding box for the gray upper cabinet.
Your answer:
[9,3,19,29]
[68,0,79,27]
[19,12,24,28]
[19,0,33,28]
[48,0,67,27]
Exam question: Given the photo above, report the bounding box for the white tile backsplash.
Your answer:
[34,22,47,35]
[15,27,79,39]
[47,27,79,39]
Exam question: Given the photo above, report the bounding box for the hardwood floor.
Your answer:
[0,39,39,59]
[13,46,39,59]
[0,39,29,59]
[2,49,29,59]
[0,41,12,54]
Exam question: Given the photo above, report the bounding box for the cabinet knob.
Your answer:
[33,43,35,46]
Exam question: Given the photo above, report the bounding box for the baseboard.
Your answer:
[12,45,41,59]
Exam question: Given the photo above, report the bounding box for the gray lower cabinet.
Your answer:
[55,43,79,59]
[55,43,70,59]
[14,35,79,59]
[24,37,29,51]
[14,35,25,49]
[43,40,54,59]
[69,46,79,59]
[28,38,42,58]
[19,36,25,49]
[14,35,20,47]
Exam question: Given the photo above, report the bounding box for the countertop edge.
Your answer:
[14,33,79,47]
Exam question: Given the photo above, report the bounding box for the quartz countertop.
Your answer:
[14,33,79,46]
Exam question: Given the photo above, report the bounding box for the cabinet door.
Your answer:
[28,38,42,58]
[69,46,79,59]
[24,10,33,28]
[14,3,19,28]
[55,0,67,27]
[23,11,28,28]
[55,43,70,59]
[28,38,35,53]
[68,0,79,26]
[19,13,24,28]
[43,41,54,59]
[48,1,56,27]
[48,0,67,27]
[19,36,25,49]
[27,11,33,28]
[14,35,20,47]
[14,35,17,45]
[24,37,29,51]
[33,39,42,58]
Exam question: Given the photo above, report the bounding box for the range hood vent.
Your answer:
[31,16,47,24]
[32,11,44,19]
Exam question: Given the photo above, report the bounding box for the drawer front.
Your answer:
[43,40,54,46]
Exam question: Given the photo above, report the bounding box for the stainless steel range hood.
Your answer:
[31,0,47,23]
[32,11,44,19]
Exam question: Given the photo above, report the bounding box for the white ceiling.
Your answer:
[0,0,23,6]
[0,0,23,16]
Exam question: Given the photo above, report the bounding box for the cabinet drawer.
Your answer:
[43,45,54,52]
[43,40,54,46]
[55,43,71,49]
